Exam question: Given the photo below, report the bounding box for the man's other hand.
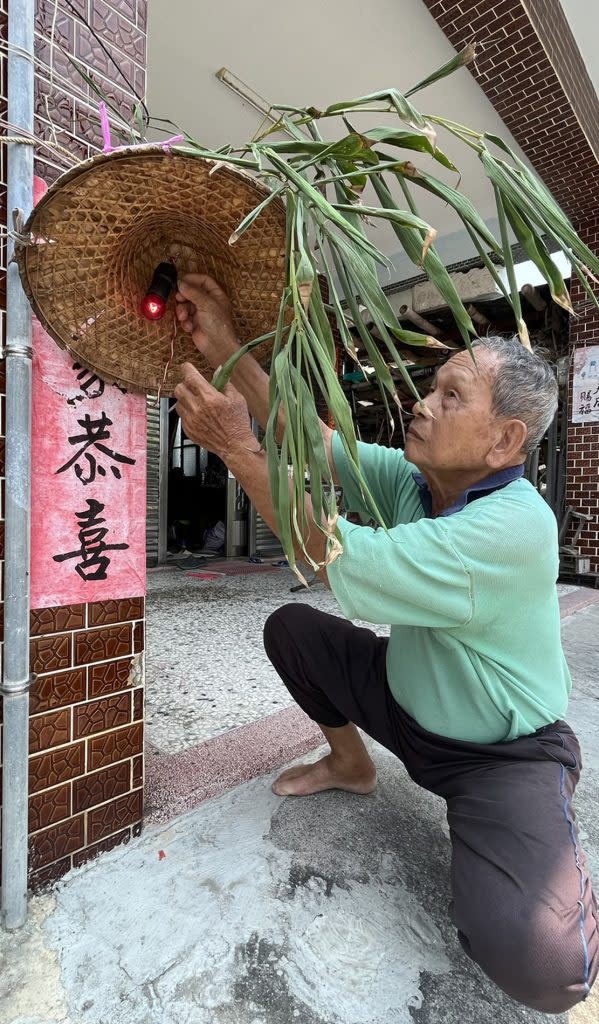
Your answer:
[175,274,239,369]
[174,362,256,461]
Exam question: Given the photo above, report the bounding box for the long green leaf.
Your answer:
[462,223,511,303]
[370,174,475,346]
[361,128,457,171]
[405,43,476,98]
[265,149,390,267]
[324,228,425,408]
[322,88,434,140]
[301,318,388,529]
[229,186,285,244]
[317,231,401,435]
[481,150,599,274]
[494,186,530,349]
[401,165,502,255]
[327,242,398,401]
[569,257,599,312]
[212,327,286,391]
[277,431,294,569]
[502,195,573,312]
[333,202,438,263]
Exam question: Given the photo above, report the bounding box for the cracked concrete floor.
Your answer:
[1,602,598,1024]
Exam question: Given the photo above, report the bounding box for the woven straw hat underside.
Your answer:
[21,152,287,394]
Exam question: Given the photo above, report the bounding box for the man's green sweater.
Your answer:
[328,434,571,744]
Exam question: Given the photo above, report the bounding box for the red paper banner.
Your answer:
[30,323,147,610]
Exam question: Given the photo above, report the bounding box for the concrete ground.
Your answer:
[145,567,581,753]
[2,599,599,1024]
[145,566,388,753]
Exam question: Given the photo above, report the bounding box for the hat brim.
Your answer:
[17,147,287,395]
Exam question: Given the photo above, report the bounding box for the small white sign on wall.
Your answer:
[572,345,599,424]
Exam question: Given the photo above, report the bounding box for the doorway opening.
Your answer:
[167,405,229,558]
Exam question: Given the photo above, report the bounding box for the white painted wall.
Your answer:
[145,0,527,281]
[560,0,599,98]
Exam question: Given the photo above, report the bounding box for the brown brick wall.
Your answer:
[422,0,599,221]
[523,0,599,159]
[1,0,148,888]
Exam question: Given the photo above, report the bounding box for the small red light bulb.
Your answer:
[142,262,178,321]
[142,294,166,320]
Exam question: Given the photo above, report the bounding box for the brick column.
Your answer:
[0,0,148,888]
[566,217,599,572]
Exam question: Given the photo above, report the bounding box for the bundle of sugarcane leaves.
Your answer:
[174,45,599,582]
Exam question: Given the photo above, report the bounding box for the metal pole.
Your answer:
[2,0,35,930]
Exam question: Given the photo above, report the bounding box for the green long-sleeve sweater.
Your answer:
[327,433,571,743]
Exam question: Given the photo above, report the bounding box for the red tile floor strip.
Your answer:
[559,587,599,619]
[145,705,321,825]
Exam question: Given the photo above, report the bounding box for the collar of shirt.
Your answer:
[412,464,525,518]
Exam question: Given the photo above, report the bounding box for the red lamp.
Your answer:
[142,262,178,321]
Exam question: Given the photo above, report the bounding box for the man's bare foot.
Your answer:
[271,753,377,797]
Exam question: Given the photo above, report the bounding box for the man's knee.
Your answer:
[263,603,294,659]
[460,905,597,1014]
[263,602,315,660]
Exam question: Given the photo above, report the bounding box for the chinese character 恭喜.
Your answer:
[56,412,136,484]
[67,363,127,405]
[53,499,129,580]
[67,363,105,406]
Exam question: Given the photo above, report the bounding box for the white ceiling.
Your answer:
[145,0,534,283]
[560,0,599,97]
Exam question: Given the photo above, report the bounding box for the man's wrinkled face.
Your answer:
[403,349,504,474]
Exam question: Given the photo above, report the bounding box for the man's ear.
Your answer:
[487,418,528,468]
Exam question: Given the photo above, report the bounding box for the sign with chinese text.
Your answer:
[572,345,599,424]
[30,322,147,609]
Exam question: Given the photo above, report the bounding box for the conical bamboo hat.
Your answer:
[16,146,287,395]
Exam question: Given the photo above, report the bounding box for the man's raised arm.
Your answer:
[176,274,338,483]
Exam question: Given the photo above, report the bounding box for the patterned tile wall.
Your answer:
[0,0,8,891]
[33,0,147,184]
[0,0,148,888]
[25,600,146,886]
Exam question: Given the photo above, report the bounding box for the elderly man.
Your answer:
[174,273,598,1015]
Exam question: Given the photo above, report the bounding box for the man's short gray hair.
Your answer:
[472,335,558,454]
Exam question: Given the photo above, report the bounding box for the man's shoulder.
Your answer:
[446,478,557,551]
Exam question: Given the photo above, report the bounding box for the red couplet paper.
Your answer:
[30,322,148,609]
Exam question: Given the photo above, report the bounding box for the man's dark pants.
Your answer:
[264,603,599,1014]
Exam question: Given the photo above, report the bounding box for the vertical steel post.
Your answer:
[1,0,35,930]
